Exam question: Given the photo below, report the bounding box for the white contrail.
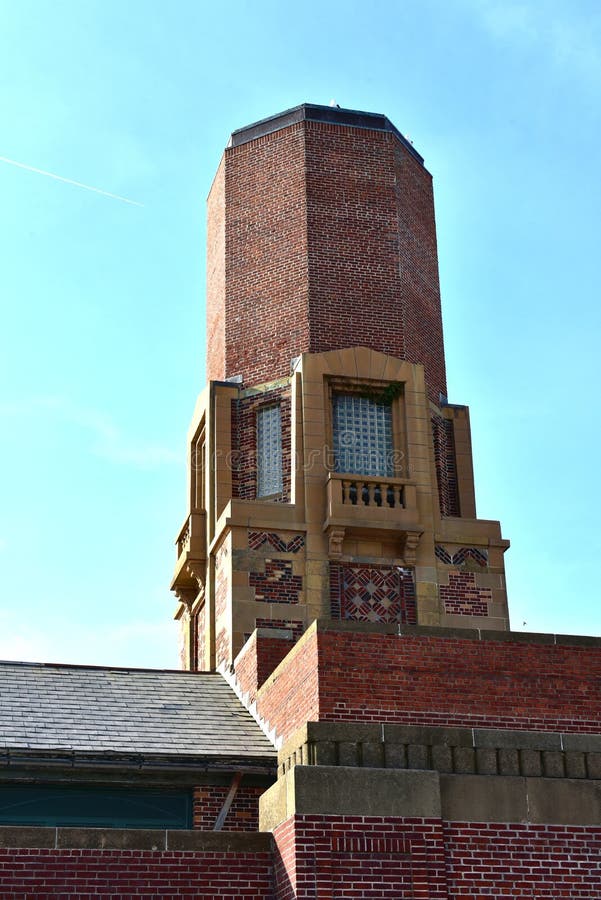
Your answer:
[0,154,144,207]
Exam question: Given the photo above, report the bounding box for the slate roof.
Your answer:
[0,661,275,765]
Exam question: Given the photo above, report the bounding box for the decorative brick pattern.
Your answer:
[0,847,273,898]
[432,413,460,517]
[435,545,488,566]
[193,784,264,831]
[441,572,492,617]
[232,386,292,501]
[330,563,416,624]
[249,531,305,553]
[214,542,229,667]
[196,605,206,670]
[250,560,303,604]
[272,815,448,899]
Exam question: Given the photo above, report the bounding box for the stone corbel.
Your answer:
[328,527,346,559]
[174,588,197,610]
[402,531,422,566]
[185,559,206,588]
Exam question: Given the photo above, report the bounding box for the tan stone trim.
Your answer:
[260,765,601,830]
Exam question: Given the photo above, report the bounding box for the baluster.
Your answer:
[341,479,348,504]
[398,485,405,508]
[374,483,382,507]
[361,481,369,506]
[349,481,358,505]
[386,483,395,507]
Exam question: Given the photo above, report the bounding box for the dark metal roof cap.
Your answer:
[228,102,424,165]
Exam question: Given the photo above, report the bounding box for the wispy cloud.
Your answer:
[0,155,144,206]
[1,395,180,468]
[465,1,601,83]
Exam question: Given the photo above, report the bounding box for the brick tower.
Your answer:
[1,104,600,899]
[172,103,510,671]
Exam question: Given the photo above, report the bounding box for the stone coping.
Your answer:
[260,765,601,830]
[279,722,601,781]
[312,618,601,646]
[0,826,272,852]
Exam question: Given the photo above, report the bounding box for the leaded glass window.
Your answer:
[257,405,283,497]
[332,393,394,477]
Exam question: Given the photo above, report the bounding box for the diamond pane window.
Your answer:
[333,393,394,477]
[257,405,283,497]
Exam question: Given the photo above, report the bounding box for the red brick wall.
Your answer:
[208,124,310,386]
[272,814,601,899]
[235,630,297,706]
[193,784,264,831]
[272,815,448,899]
[0,847,272,898]
[395,142,446,404]
[315,630,601,733]
[254,634,320,740]
[207,118,447,402]
[445,822,601,897]
[254,627,601,745]
[303,125,405,359]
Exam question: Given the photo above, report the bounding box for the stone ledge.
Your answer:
[0,826,272,852]
[313,618,601,647]
[278,722,601,781]
[260,766,440,831]
[259,765,601,830]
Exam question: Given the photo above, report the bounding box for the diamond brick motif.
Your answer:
[248,531,305,553]
[339,565,413,624]
[435,545,488,567]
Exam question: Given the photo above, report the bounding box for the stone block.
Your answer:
[565,752,587,779]
[338,742,360,767]
[383,742,407,769]
[527,778,601,825]
[453,747,476,774]
[475,748,498,775]
[441,774,527,823]
[542,751,565,778]
[361,740,385,768]
[431,744,454,773]
[407,744,429,769]
[498,749,520,776]
[520,749,542,777]
[0,826,55,848]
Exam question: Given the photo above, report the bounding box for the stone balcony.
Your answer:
[323,473,423,562]
[171,510,207,596]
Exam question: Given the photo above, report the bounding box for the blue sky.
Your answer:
[0,0,600,667]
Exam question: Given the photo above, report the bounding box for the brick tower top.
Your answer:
[206,103,447,403]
